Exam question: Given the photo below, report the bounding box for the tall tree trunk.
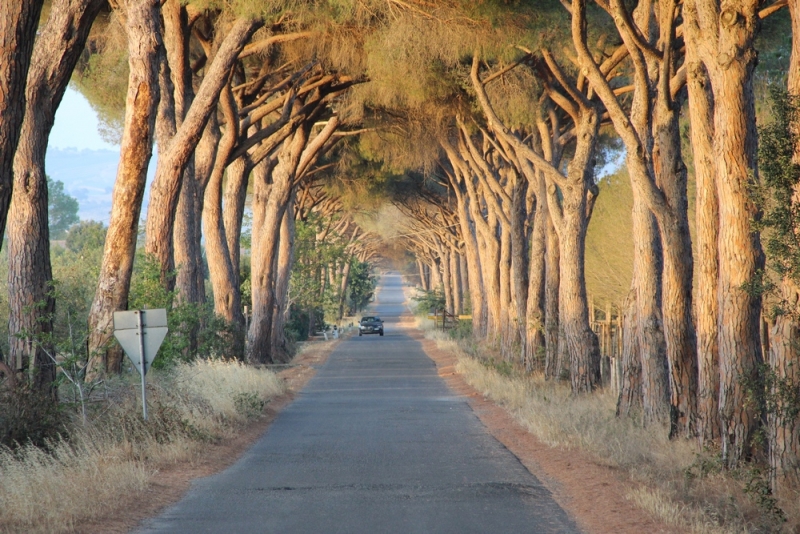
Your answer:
[270,193,295,362]
[246,110,338,363]
[686,0,765,467]
[223,157,250,291]
[687,53,721,445]
[0,0,43,252]
[544,208,561,379]
[451,249,462,316]
[86,0,162,379]
[247,134,299,363]
[204,87,244,327]
[417,259,428,291]
[627,192,670,425]
[145,17,261,286]
[441,245,453,314]
[526,184,547,372]
[7,0,103,391]
[510,174,529,363]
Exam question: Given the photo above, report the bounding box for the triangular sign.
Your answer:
[113,310,168,376]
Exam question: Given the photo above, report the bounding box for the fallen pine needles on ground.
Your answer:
[0,359,285,534]
[420,321,800,534]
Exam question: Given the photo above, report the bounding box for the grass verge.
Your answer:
[0,359,285,533]
[420,321,799,534]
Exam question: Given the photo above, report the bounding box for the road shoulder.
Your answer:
[414,330,678,534]
[79,339,340,534]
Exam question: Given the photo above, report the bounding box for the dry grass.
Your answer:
[420,322,792,534]
[0,359,285,533]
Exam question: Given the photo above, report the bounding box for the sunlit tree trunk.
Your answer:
[247,131,306,363]
[451,249,463,316]
[145,17,261,286]
[0,0,43,256]
[544,212,561,379]
[510,173,529,363]
[686,51,721,445]
[8,0,104,391]
[86,0,162,379]
[525,180,546,372]
[204,86,245,327]
[685,0,765,467]
[270,193,295,362]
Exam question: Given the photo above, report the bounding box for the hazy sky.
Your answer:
[50,87,119,152]
[46,87,157,224]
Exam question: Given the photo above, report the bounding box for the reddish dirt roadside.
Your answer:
[414,331,679,534]
[78,339,340,534]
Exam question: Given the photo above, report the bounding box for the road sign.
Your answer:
[114,309,168,376]
[113,309,168,420]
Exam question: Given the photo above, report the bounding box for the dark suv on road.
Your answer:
[359,316,384,336]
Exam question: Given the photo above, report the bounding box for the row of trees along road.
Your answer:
[1,0,800,500]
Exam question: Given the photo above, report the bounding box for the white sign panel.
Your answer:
[113,309,168,376]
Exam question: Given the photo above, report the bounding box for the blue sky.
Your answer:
[46,87,155,224]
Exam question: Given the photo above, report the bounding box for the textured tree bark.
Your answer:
[450,248,463,316]
[686,52,721,445]
[247,132,305,363]
[544,212,561,380]
[247,114,337,362]
[7,0,104,391]
[145,17,261,286]
[509,174,529,364]
[440,244,454,314]
[270,194,295,362]
[417,259,428,291]
[86,0,162,379]
[569,0,695,428]
[224,157,250,291]
[685,0,765,467]
[627,191,670,425]
[0,0,43,255]
[203,87,245,326]
[617,289,643,417]
[443,144,487,336]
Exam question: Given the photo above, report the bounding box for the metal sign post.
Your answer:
[113,309,168,420]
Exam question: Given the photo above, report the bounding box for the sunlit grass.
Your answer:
[0,360,284,533]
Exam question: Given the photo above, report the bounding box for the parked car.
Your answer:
[359,316,384,336]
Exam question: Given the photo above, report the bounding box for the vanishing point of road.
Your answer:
[136,274,579,533]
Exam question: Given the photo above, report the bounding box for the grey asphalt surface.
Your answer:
[136,274,579,534]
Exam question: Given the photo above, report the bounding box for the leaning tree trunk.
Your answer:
[144,17,260,287]
[0,0,43,257]
[270,195,296,362]
[8,0,103,391]
[86,0,162,379]
[247,126,310,363]
[203,88,245,328]
[450,249,463,316]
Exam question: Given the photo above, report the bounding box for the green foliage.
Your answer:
[64,220,106,254]
[46,177,79,240]
[129,254,238,367]
[757,87,800,295]
[411,288,446,314]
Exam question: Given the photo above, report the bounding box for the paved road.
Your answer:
[137,274,579,534]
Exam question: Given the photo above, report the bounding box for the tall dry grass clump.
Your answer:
[420,322,791,533]
[0,360,284,533]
